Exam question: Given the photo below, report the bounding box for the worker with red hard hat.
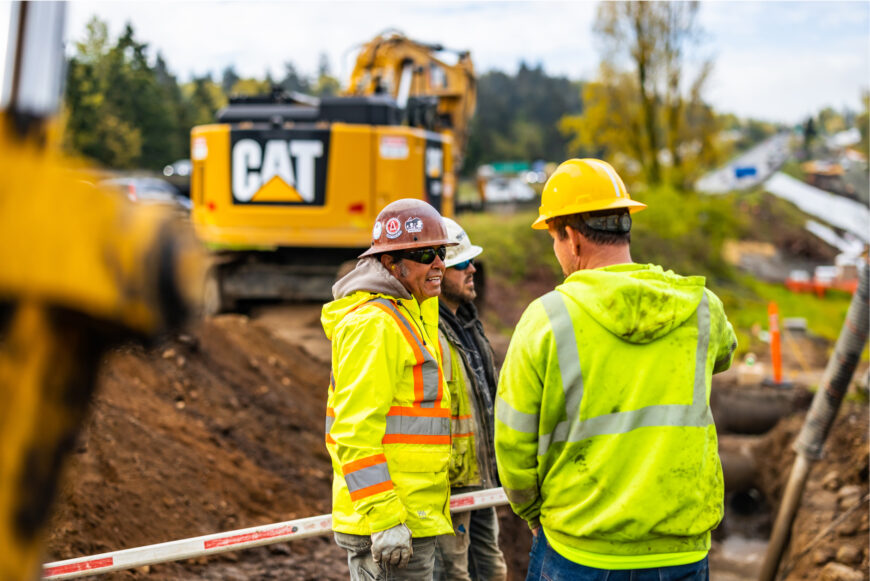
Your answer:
[322,198,457,579]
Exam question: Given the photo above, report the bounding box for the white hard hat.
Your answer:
[442,217,483,268]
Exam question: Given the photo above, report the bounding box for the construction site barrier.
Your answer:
[43,487,509,579]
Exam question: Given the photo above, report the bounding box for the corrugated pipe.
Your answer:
[758,263,869,581]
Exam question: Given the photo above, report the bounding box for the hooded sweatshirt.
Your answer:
[495,263,737,569]
[321,258,452,537]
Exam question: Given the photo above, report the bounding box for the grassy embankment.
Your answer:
[460,187,854,360]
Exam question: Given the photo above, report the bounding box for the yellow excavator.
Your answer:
[190,31,476,314]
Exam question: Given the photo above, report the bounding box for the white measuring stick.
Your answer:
[43,487,509,579]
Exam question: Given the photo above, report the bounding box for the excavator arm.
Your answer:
[346,30,477,169]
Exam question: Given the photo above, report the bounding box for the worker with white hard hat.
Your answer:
[433,218,507,581]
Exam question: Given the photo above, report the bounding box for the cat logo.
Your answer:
[231,132,329,205]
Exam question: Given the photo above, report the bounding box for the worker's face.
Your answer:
[442,260,477,305]
[548,223,576,277]
[384,250,445,303]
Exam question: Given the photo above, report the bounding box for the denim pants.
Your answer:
[334,531,437,581]
[433,505,507,580]
[525,531,709,581]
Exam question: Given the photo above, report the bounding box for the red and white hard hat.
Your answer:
[359,199,457,258]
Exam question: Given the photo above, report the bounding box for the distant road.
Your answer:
[695,133,791,194]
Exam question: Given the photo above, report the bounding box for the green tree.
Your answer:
[464,64,582,173]
[561,1,719,189]
[312,53,341,97]
[63,18,186,169]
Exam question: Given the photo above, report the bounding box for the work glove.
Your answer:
[371,523,413,568]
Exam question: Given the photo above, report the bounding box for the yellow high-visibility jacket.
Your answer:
[496,263,737,570]
[322,272,452,537]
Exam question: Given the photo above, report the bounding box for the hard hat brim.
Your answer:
[531,198,647,230]
[444,244,483,268]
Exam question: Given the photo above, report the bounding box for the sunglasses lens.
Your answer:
[401,247,444,264]
[453,259,473,270]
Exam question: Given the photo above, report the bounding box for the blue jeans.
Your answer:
[526,531,709,581]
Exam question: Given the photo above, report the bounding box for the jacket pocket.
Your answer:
[388,448,449,473]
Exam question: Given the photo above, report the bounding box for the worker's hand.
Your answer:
[371,523,413,568]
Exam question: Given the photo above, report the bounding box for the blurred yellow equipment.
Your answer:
[0,3,203,579]
[532,158,647,230]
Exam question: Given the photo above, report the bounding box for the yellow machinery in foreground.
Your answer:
[190,32,476,313]
[0,3,204,578]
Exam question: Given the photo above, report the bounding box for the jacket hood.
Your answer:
[322,257,413,341]
[332,257,411,300]
[559,263,705,344]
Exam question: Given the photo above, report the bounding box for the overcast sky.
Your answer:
[5,1,869,125]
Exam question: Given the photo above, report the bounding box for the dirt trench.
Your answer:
[44,300,867,580]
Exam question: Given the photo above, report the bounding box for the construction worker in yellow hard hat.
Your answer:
[495,159,738,580]
[322,199,457,579]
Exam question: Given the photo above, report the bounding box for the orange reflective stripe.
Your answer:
[452,433,474,439]
[342,453,388,475]
[368,302,425,363]
[388,406,450,418]
[325,434,336,444]
[348,480,394,501]
[326,407,335,417]
[455,414,472,420]
[368,301,429,404]
[382,434,451,445]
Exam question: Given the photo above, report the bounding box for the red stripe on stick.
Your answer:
[44,557,114,576]
[204,523,301,549]
[451,496,475,508]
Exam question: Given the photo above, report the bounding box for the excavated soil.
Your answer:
[44,293,868,580]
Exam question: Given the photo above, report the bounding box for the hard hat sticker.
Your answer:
[385,217,402,239]
[372,221,383,240]
[405,217,423,233]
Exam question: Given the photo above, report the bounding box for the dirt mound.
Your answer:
[754,403,869,581]
[45,311,347,579]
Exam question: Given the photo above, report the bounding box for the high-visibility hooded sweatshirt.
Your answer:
[496,263,737,570]
[322,257,453,537]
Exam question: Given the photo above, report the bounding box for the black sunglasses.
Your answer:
[395,246,447,265]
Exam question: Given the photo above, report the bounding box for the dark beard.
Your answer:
[442,277,475,305]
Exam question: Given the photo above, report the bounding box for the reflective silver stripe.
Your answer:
[539,291,584,454]
[538,291,713,456]
[451,416,474,436]
[345,462,391,493]
[693,293,714,424]
[370,298,440,408]
[586,159,622,198]
[386,415,450,436]
[325,415,334,434]
[496,395,538,434]
[504,485,539,505]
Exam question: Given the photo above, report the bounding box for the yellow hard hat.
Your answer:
[532,159,647,230]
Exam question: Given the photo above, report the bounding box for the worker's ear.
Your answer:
[564,225,584,259]
[380,254,395,271]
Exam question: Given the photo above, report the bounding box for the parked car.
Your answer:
[484,176,536,203]
[100,176,192,211]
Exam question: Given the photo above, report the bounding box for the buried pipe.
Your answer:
[758,264,869,581]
